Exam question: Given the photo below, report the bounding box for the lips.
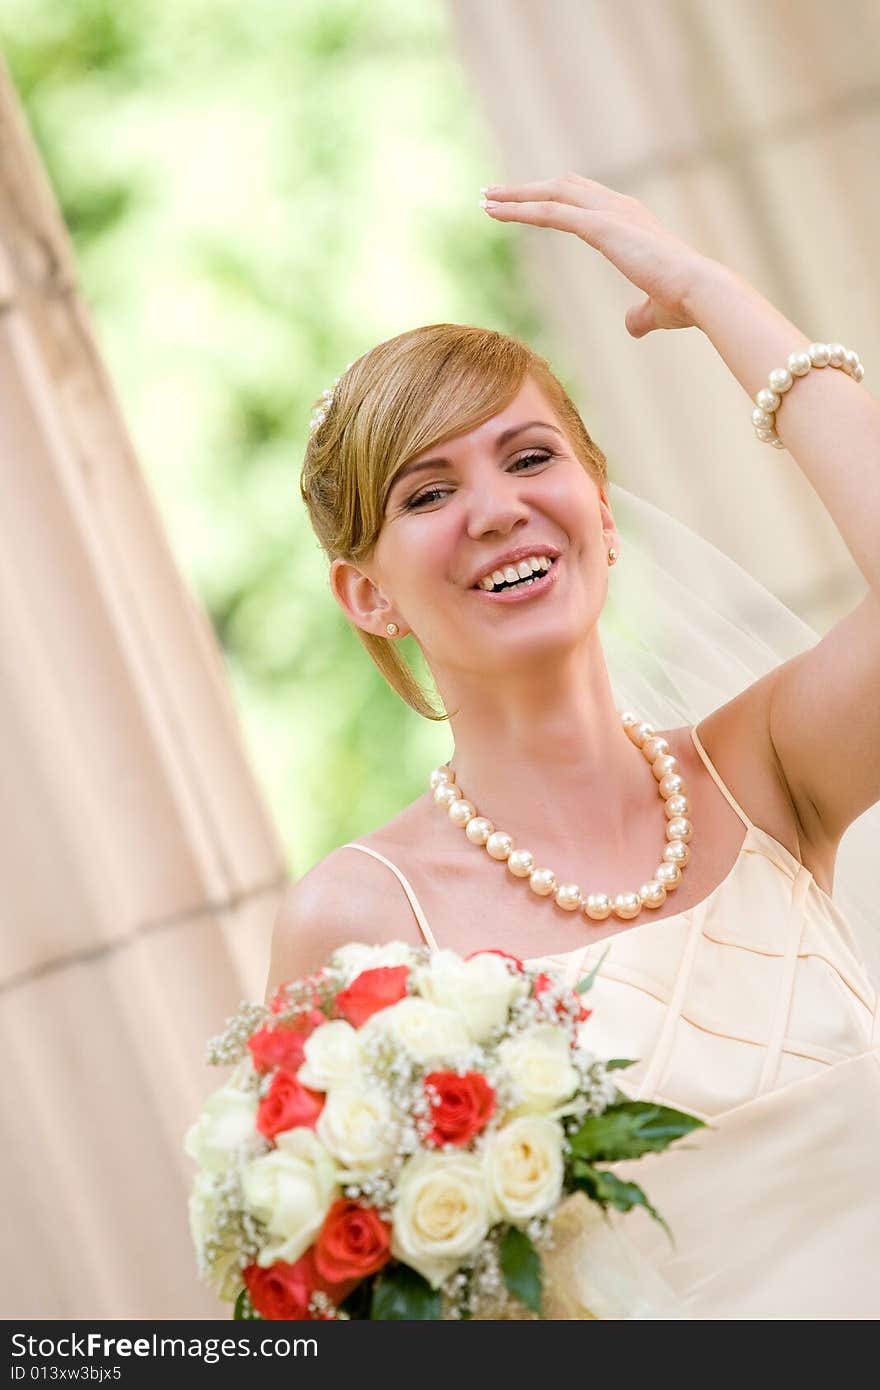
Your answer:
[469,554,562,605]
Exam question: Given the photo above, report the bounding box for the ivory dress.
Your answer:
[341,724,880,1319]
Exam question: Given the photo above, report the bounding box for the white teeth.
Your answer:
[475,555,556,591]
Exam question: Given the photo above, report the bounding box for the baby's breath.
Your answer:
[272,967,343,1025]
[340,1169,397,1213]
[440,1232,541,1320]
[196,1167,269,1299]
[308,1289,342,1319]
[206,1002,269,1067]
[526,1214,554,1248]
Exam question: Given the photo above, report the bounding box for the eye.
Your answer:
[510,450,552,473]
[403,450,552,511]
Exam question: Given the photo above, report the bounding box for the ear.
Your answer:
[597,483,621,559]
[329,556,406,637]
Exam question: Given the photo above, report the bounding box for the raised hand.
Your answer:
[480,173,717,339]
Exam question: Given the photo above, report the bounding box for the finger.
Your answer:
[625,296,658,339]
[485,174,625,213]
[482,197,602,238]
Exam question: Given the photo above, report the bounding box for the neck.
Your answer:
[435,633,660,854]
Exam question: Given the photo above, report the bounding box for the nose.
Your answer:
[465,471,532,541]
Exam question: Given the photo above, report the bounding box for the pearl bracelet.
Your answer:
[752,342,865,448]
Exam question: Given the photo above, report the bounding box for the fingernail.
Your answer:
[480,198,500,209]
[479,185,490,195]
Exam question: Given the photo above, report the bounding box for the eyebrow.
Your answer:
[388,420,565,495]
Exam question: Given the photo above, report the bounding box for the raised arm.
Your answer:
[683,266,880,846]
[481,173,880,845]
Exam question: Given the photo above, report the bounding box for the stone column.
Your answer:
[0,57,288,1317]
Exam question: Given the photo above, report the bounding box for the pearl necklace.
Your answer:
[428,711,693,923]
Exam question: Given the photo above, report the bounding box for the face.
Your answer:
[330,376,619,681]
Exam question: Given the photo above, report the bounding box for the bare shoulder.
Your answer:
[686,667,836,889]
[265,834,427,1005]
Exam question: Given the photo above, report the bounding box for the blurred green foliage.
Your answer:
[1,0,576,876]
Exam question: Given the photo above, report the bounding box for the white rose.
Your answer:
[298,1019,361,1091]
[392,1152,493,1288]
[188,1171,244,1300]
[485,1115,565,1223]
[241,1128,339,1267]
[360,997,470,1064]
[498,1023,579,1112]
[316,1087,395,1172]
[183,1082,259,1174]
[416,950,525,1043]
[331,940,418,982]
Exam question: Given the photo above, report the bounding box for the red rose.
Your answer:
[248,1009,324,1074]
[243,1249,357,1320]
[256,1071,324,1140]
[424,1071,496,1147]
[314,1199,392,1283]
[533,973,592,1024]
[465,948,525,972]
[334,966,409,1028]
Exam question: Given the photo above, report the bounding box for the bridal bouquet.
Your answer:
[185,942,702,1320]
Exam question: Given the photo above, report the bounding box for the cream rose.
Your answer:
[297,1019,362,1091]
[316,1086,395,1172]
[331,940,418,982]
[498,1023,579,1112]
[360,997,470,1064]
[485,1115,565,1223]
[416,950,525,1043]
[241,1128,339,1267]
[392,1152,493,1288]
[183,1082,258,1174]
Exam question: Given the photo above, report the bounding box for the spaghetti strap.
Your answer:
[340,842,441,952]
[690,724,753,830]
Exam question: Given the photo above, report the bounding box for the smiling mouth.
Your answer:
[470,555,561,603]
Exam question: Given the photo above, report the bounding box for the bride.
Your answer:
[266,174,880,1318]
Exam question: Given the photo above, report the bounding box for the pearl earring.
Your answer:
[386,622,400,637]
[608,548,618,565]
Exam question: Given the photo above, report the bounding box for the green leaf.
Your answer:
[571,1161,671,1238]
[370,1263,442,1320]
[574,945,611,994]
[568,1100,705,1162]
[605,1057,638,1071]
[233,1287,261,1320]
[499,1226,542,1315]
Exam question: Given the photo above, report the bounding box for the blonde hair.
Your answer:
[300,324,608,721]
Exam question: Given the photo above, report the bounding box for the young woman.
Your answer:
[268,175,880,1318]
